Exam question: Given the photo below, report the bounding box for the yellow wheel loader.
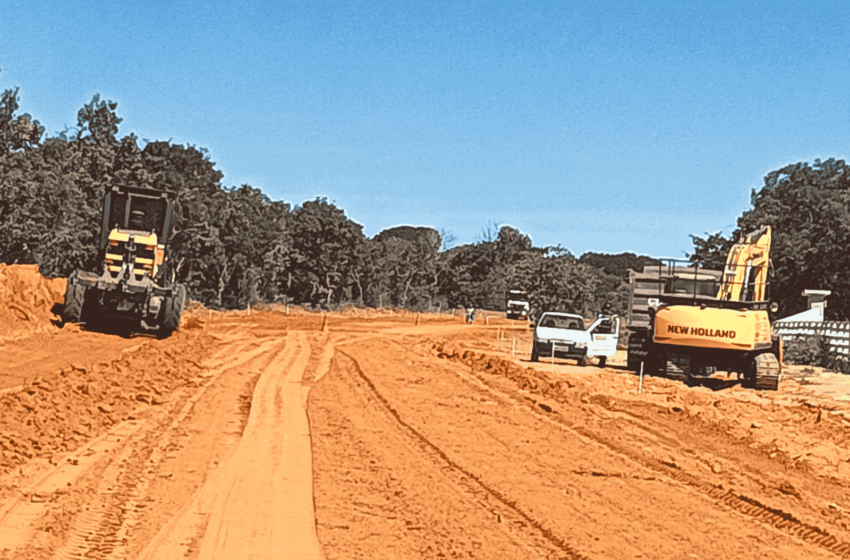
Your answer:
[627,226,781,390]
[62,185,187,337]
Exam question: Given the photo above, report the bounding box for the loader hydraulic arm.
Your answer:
[717,225,772,302]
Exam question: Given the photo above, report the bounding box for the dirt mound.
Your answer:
[0,264,66,342]
[428,337,850,483]
[428,338,582,403]
[0,330,216,478]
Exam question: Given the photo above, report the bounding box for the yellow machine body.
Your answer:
[104,229,166,279]
[717,226,772,302]
[654,225,774,354]
[653,305,772,351]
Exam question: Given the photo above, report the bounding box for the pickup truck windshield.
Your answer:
[540,316,583,330]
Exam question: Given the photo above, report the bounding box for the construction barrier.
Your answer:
[774,321,850,370]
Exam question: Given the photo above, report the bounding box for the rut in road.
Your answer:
[441,352,850,559]
[140,331,323,560]
[18,336,282,560]
[336,349,591,560]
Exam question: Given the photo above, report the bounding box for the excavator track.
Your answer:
[664,351,692,383]
[665,357,688,382]
[753,352,780,391]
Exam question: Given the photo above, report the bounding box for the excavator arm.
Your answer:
[716,225,772,302]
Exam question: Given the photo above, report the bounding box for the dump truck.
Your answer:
[626,226,781,390]
[63,185,186,337]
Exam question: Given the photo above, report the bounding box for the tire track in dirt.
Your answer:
[140,331,323,560]
[440,353,850,559]
[337,350,591,560]
[1,336,283,559]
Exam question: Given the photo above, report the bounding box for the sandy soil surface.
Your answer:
[2,265,850,559]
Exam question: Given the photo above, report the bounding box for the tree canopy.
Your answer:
[690,159,850,320]
[0,83,648,317]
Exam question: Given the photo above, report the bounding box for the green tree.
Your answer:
[215,185,292,308]
[0,86,43,154]
[686,232,733,270]
[364,227,441,309]
[693,158,850,320]
[290,197,366,307]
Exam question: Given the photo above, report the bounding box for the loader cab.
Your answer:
[99,186,175,251]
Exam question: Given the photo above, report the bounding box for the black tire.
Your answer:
[647,346,667,377]
[598,356,607,368]
[63,274,87,323]
[160,284,187,337]
[82,290,107,332]
[531,345,540,362]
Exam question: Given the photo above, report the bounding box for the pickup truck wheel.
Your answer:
[530,346,539,362]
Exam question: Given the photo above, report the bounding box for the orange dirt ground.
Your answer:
[2,264,850,559]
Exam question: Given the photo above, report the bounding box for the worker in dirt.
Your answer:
[465,306,476,324]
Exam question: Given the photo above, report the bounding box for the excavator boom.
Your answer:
[717,226,771,302]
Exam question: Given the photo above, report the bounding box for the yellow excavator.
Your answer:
[631,225,781,390]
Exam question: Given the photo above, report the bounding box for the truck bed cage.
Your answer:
[627,259,772,329]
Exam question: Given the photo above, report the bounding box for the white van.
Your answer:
[531,312,620,367]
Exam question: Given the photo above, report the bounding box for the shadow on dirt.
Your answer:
[624,367,744,391]
[50,303,64,327]
[692,377,743,391]
[50,303,155,339]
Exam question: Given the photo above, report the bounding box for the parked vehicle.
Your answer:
[531,312,620,367]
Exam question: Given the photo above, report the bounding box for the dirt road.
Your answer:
[2,269,850,558]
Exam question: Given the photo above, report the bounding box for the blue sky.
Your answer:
[2,1,848,257]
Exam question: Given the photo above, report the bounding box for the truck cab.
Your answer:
[505,289,530,320]
[531,312,620,367]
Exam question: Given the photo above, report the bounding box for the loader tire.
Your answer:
[63,274,87,324]
[598,356,607,368]
[160,284,187,337]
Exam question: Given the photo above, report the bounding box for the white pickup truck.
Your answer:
[530,312,620,367]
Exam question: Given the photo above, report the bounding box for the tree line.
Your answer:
[0,85,651,318]
[5,84,841,322]
[689,158,850,321]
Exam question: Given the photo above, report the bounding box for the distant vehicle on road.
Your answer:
[505,289,530,320]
